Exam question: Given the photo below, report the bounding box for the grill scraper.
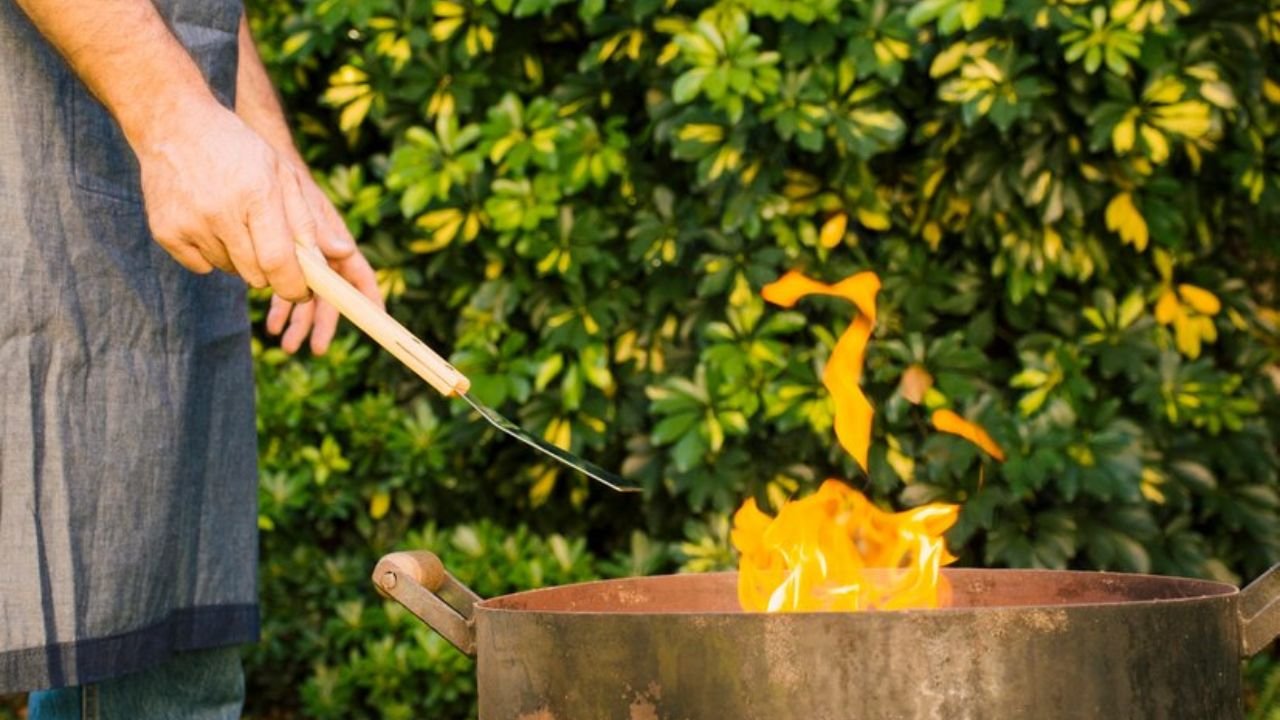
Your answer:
[295,244,639,493]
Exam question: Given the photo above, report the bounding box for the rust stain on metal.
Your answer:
[628,682,664,720]
[967,607,1070,644]
[629,698,659,720]
[610,587,649,607]
[1021,608,1070,633]
[763,620,802,690]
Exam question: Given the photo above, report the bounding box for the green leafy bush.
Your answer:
[246,329,672,718]
[1249,653,1280,720]
[252,516,601,719]
[240,0,1280,716]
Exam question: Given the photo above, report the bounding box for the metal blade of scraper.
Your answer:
[294,244,640,492]
[457,392,637,492]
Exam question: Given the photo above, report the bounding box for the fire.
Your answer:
[760,270,880,471]
[735,269,1002,613]
[733,480,958,612]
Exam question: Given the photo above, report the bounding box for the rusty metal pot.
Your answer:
[373,552,1279,720]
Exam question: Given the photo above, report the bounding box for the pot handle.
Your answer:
[1240,563,1280,657]
[373,551,483,657]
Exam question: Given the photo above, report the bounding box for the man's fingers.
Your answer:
[336,251,384,310]
[266,294,292,336]
[194,237,236,275]
[310,298,340,355]
[246,181,310,303]
[319,200,356,259]
[208,218,265,287]
[165,240,215,275]
[280,168,321,252]
[281,298,315,354]
[299,177,356,260]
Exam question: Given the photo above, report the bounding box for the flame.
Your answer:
[761,270,880,472]
[931,409,1006,462]
[737,268,994,614]
[733,480,959,612]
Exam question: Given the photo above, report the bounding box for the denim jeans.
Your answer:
[26,646,244,720]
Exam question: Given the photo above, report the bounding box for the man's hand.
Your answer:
[263,169,382,355]
[233,14,381,355]
[137,103,381,354]
[14,0,384,355]
[134,101,317,301]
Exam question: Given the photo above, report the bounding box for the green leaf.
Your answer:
[652,412,699,445]
[672,430,706,471]
[400,183,431,218]
[673,68,708,104]
[468,374,508,407]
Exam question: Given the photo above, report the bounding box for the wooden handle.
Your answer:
[372,550,481,656]
[294,245,470,397]
[375,551,447,593]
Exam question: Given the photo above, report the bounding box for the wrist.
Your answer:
[119,86,227,157]
[235,106,304,168]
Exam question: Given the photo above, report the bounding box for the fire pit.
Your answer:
[375,552,1278,719]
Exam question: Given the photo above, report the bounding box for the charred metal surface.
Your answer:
[475,570,1250,720]
[375,556,1280,720]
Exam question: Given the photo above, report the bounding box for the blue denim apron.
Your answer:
[0,0,258,693]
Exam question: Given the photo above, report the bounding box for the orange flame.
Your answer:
[931,409,1006,462]
[761,270,880,472]
[738,268,970,614]
[733,480,958,612]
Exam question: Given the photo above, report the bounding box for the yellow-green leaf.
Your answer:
[819,212,848,248]
[1177,284,1221,315]
[339,93,374,134]
[1200,81,1236,109]
[369,491,391,520]
[431,17,464,42]
[1111,113,1136,153]
[1104,192,1149,251]
[677,123,725,143]
[282,31,312,57]
[1154,288,1180,324]
[856,207,891,231]
[1264,78,1280,105]
[434,1,466,17]
[530,466,558,507]
[1151,101,1212,138]
[1140,124,1169,164]
[1143,76,1185,104]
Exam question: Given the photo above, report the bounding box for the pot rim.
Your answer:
[373,551,1279,660]
[474,567,1240,617]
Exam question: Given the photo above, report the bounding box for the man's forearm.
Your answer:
[14,0,221,150]
[235,17,305,168]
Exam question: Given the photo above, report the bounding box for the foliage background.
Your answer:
[245,0,1280,717]
[4,0,1278,718]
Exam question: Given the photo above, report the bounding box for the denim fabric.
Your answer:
[27,646,244,720]
[0,0,259,693]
